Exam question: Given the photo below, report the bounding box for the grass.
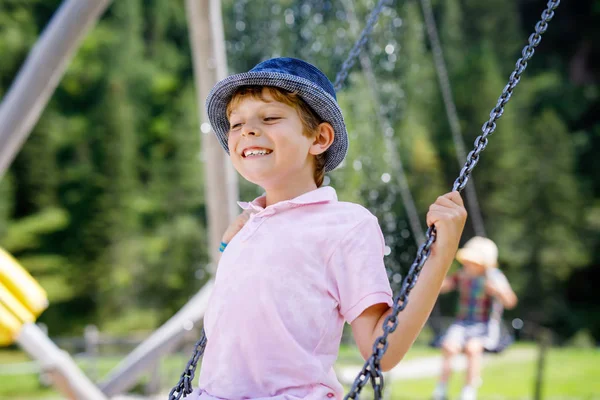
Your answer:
[389,346,600,399]
[0,349,191,399]
[0,344,598,399]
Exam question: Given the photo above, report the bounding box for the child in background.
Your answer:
[433,236,518,400]
[193,57,468,400]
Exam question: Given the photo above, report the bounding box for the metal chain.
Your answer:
[345,1,560,398]
[334,0,392,92]
[168,330,207,400]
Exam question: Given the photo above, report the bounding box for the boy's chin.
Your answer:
[238,171,274,188]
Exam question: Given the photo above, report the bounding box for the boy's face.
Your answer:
[227,89,317,189]
[462,261,486,277]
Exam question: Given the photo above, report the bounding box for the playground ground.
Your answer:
[0,343,598,399]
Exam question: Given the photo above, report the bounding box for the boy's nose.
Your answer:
[241,124,261,137]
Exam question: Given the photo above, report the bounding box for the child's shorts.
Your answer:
[442,320,489,348]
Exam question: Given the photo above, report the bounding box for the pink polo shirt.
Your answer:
[194,186,393,400]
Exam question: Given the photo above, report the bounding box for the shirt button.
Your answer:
[327,393,334,398]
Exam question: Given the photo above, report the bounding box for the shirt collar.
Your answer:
[237,186,338,212]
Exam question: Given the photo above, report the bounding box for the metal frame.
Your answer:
[0,0,233,397]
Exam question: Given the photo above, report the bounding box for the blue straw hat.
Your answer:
[206,57,348,172]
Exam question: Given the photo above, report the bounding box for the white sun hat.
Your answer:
[455,236,499,269]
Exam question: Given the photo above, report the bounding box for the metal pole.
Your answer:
[0,0,112,180]
[16,323,107,400]
[342,0,425,246]
[419,0,487,237]
[84,324,100,381]
[98,280,214,396]
[187,0,239,270]
[209,0,240,222]
[100,1,237,394]
[534,329,550,400]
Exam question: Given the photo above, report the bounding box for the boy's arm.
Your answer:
[351,191,466,372]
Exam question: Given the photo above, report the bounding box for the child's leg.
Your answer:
[440,340,461,383]
[463,338,484,387]
[434,323,466,399]
[433,341,461,400]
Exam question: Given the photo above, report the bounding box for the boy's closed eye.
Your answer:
[230,117,282,130]
[263,116,282,123]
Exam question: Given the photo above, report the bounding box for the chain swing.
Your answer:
[169,1,561,399]
[345,1,561,398]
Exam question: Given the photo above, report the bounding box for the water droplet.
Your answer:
[512,318,524,330]
[285,9,295,25]
[201,123,212,134]
[183,320,194,331]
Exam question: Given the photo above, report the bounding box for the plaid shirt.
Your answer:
[451,272,493,323]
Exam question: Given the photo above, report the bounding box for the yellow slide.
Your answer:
[0,247,48,345]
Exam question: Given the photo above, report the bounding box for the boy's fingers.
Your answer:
[443,191,464,207]
[434,196,458,209]
[426,207,448,226]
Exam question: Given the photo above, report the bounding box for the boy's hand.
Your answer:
[426,191,467,259]
[221,209,255,244]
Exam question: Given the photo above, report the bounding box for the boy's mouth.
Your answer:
[242,147,273,158]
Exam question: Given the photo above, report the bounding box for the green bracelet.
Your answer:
[219,242,227,253]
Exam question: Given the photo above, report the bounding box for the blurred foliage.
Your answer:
[0,0,598,341]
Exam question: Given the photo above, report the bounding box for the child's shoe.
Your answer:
[432,382,448,400]
[459,385,478,400]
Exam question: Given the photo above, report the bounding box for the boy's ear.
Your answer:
[309,122,335,156]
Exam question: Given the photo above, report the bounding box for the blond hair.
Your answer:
[226,86,327,187]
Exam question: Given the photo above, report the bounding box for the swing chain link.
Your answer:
[334,0,393,92]
[346,229,436,399]
[168,330,207,400]
[346,1,560,398]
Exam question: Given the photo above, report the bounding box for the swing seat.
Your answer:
[428,318,514,354]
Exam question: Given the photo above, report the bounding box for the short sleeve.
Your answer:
[487,268,510,290]
[326,215,393,323]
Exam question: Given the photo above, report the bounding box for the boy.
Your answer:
[193,57,467,399]
[433,236,517,400]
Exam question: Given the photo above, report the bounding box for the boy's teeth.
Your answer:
[244,149,271,157]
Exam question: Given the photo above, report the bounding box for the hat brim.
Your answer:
[206,71,348,172]
[456,248,496,269]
